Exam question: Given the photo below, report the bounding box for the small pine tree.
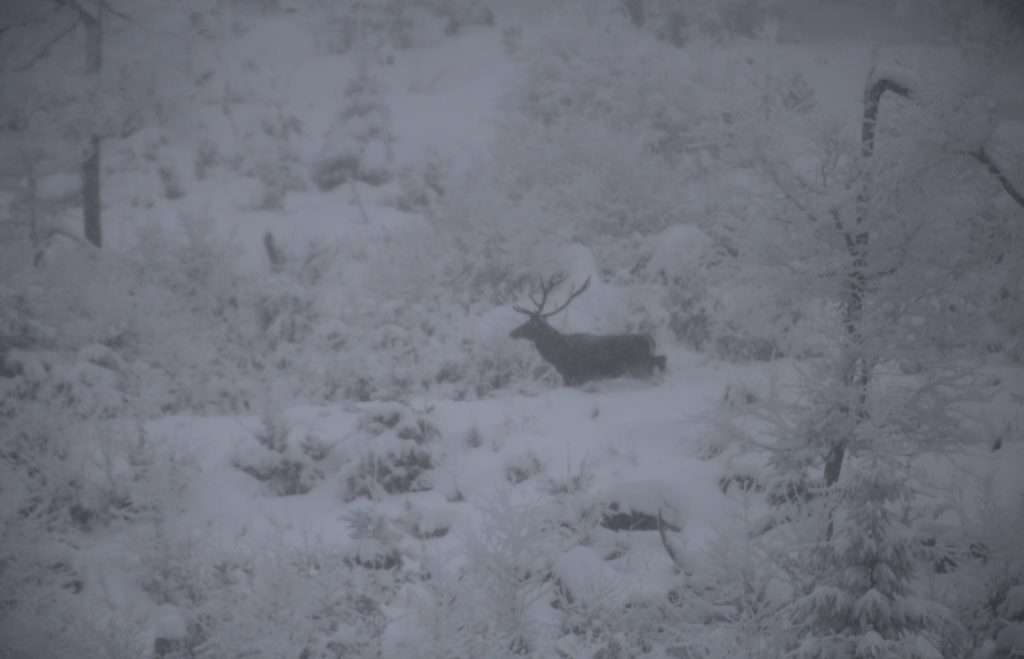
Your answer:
[313,61,395,192]
[792,450,958,658]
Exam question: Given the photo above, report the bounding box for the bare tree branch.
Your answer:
[657,510,683,570]
[0,1,66,42]
[62,0,99,21]
[62,0,130,25]
[99,0,130,23]
[758,149,823,224]
[12,14,79,72]
[971,146,1024,210]
[866,74,1023,211]
[102,0,196,41]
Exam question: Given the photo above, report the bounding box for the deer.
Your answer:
[510,273,666,386]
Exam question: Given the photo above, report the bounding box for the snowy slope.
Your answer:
[46,349,1022,654]
[4,3,1023,657]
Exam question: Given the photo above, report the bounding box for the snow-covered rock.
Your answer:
[593,479,688,532]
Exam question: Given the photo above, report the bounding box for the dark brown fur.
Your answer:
[510,274,666,386]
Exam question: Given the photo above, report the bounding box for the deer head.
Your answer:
[510,273,591,341]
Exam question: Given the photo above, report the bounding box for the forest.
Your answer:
[0,0,1022,657]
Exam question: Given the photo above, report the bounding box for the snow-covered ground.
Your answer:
[2,2,1023,657]
[27,346,1022,655]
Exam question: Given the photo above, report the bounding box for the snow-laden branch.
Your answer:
[971,121,1024,210]
[865,68,1024,211]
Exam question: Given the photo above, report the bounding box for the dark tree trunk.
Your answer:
[83,134,101,247]
[823,76,911,533]
[27,163,39,248]
[80,1,103,248]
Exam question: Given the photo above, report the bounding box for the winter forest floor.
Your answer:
[1,1,1023,658]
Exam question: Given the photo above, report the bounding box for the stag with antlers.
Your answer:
[510,273,666,386]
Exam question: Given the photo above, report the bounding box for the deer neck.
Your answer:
[529,321,566,358]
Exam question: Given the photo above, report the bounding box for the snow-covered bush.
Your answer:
[504,451,544,484]
[254,275,320,351]
[460,495,560,655]
[308,0,415,54]
[126,218,265,414]
[421,0,494,34]
[0,251,151,543]
[313,64,395,191]
[396,556,488,659]
[342,507,405,571]
[934,485,1024,657]
[691,494,790,658]
[708,270,810,361]
[503,21,760,178]
[620,0,775,46]
[643,223,718,350]
[388,152,451,213]
[196,544,394,659]
[344,403,440,500]
[0,568,144,659]
[233,410,334,496]
[549,545,629,654]
[247,107,307,210]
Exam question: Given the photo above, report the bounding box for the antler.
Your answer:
[540,275,590,318]
[512,272,591,318]
[514,272,564,316]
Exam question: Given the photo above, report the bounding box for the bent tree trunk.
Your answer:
[826,73,1024,489]
[824,76,912,491]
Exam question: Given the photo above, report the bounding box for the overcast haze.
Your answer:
[1,1,1022,657]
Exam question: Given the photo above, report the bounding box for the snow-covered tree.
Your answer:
[792,452,958,658]
[0,1,203,250]
[313,60,395,195]
[745,46,1023,659]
